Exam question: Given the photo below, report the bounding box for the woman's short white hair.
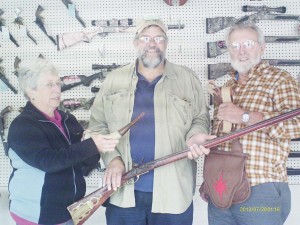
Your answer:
[17,58,59,100]
[225,23,265,46]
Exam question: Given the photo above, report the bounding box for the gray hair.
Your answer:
[225,23,265,46]
[17,58,59,100]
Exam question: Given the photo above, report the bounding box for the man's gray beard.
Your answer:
[231,55,261,74]
[138,48,165,68]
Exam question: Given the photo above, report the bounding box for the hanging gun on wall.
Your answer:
[287,168,300,175]
[206,5,299,34]
[91,86,100,93]
[57,26,129,50]
[62,0,86,27]
[207,36,300,58]
[92,18,184,36]
[34,5,56,45]
[92,63,122,71]
[57,19,184,50]
[58,97,95,112]
[0,106,12,156]
[61,72,105,92]
[67,108,300,225]
[0,59,18,94]
[13,56,21,76]
[289,151,300,157]
[13,9,37,45]
[208,59,300,80]
[0,9,20,47]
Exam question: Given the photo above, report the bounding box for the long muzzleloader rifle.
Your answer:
[207,5,300,33]
[57,18,184,50]
[208,59,300,80]
[67,108,300,225]
[207,36,300,58]
[0,9,20,47]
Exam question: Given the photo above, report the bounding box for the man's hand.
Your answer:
[186,133,216,160]
[217,102,263,125]
[217,102,244,124]
[103,157,125,191]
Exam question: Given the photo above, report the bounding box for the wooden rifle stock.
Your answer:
[68,108,300,225]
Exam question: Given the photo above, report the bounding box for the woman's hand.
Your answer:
[91,133,120,153]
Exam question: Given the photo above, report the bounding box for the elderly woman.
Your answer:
[7,58,119,225]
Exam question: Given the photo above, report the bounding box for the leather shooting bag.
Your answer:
[200,140,251,209]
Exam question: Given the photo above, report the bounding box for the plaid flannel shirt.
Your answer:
[212,61,300,186]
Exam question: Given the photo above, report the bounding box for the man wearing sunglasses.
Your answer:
[89,18,214,225]
[209,23,300,225]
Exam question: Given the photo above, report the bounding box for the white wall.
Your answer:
[1,0,299,224]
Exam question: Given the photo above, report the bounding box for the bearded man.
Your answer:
[209,23,300,225]
[89,18,214,225]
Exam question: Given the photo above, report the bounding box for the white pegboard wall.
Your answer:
[1,0,300,188]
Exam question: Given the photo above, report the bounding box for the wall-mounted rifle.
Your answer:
[58,97,95,112]
[61,72,105,92]
[34,5,56,45]
[0,9,19,47]
[208,59,300,80]
[0,106,12,156]
[57,19,184,50]
[207,5,299,33]
[0,59,18,94]
[13,8,37,45]
[208,36,300,58]
[62,0,86,27]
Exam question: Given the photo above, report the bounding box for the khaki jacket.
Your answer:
[89,60,209,213]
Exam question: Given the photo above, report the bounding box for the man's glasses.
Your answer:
[230,40,258,51]
[138,36,167,44]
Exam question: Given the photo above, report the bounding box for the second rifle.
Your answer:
[208,59,300,80]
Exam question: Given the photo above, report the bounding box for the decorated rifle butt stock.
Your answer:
[67,186,114,225]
